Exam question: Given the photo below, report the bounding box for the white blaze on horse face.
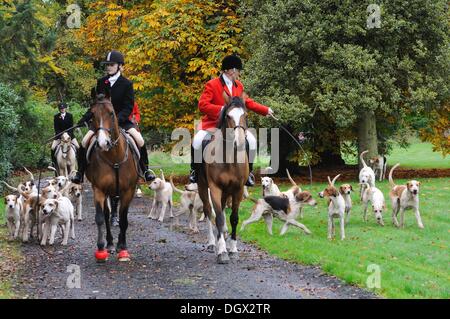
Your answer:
[228,108,245,147]
[97,117,109,151]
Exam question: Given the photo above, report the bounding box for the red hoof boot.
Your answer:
[95,249,109,263]
[117,250,130,262]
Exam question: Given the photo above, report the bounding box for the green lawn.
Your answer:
[343,139,449,169]
[236,177,450,298]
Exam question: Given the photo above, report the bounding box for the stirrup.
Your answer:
[189,169,197,183]
[245,172,255,187]
[144,169,156,182]
[71,171,83,184]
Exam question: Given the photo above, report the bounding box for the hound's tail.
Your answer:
[360,150,369,168]
[1,181,18,192]
[247,197,259,204]
[359,182,371,195]
[286,169,298,187]
[23,166,35,181]
[160,169,165,183]
[389,163,400,188]
[169,175,184,194]
[48,166,58,173]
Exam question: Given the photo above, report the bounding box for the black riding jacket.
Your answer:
[78,75,135,130]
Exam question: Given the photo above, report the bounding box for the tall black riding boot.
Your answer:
[139,144,156,182]
[72,146,86,184]
[189,145,198,183]
[245,141,255,187]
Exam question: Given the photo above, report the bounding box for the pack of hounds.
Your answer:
[148,150,423,241]
[2,150,423,246]
[2,167,82,246]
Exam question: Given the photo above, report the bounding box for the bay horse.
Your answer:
[197,93,249,264]
[86,93,138,262]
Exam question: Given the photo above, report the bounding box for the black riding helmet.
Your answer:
[221,55,242,71]
[101,50,125,65]
[58,102,68,110]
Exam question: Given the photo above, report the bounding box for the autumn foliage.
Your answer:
[78,0,242,130]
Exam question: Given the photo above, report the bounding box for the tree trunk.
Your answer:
[357,110,378,169]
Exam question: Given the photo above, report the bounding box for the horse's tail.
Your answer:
[169,175,184,194]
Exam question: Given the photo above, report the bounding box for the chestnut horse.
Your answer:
[197,94,249,264]
[86,94,138,262]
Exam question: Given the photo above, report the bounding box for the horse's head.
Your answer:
[60,132,72,158]
[90,93,118,151]
[217,93,248,148]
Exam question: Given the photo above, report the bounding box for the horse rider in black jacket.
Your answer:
[71,50,156,184]
[51,102,79,170]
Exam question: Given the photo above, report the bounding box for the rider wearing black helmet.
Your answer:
[72,50,156,184]
[51,102,79,171]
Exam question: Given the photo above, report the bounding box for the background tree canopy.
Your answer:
[242,0,449,171]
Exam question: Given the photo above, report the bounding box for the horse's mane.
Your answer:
[216,96,246,129]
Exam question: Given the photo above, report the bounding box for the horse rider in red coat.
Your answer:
[189,55,274,186]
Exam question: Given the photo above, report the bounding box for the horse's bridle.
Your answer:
[95,108,120,150]
[220,107,248,144]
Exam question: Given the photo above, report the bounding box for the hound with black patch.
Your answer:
[241,188,316,236]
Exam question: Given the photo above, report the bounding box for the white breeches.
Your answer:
[81,128,144,148]
[192,130,257,151]
[52,138,79,150]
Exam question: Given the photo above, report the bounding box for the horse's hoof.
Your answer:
[217,253,230,264]
[229,252,239,260]
[117,250,131,262]
[111,217,119,227]
[95,249,109,263]
[206,245,215,253]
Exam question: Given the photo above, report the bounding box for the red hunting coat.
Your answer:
[197,75,269,130]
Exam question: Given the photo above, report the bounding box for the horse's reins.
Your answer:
[94,107,130,202]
